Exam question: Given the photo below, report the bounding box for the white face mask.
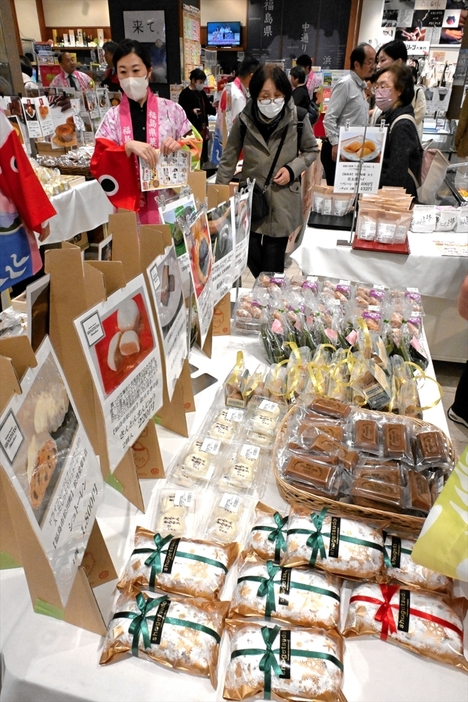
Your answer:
[257,98,285,119]
[120,76,148,101]
[195,82,205,91]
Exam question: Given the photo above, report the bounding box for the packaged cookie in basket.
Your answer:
[245,503,288,563]
[154,489,197,537]
[229,553,342,629]
[283,506,386,580]
[169,435,223,488]
[203,491,254,545]
[223,621,347,702]
[351,411,382,455]
[381,419,413,463]
[100,590,229,684]
[343,582,468,671]
[413,427,452,471]
[350,467,407,513]
[117,526,238,599]
[307,395,351,420]
[382,532,452,594]
[218,442,267,495]
[281,452,342,499]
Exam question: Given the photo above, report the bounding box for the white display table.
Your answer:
[292,229,468,363]
[41,180,115,245]
[0,334,466,702]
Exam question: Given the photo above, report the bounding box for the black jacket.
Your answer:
[178,86,215,133]
[379,104,422,197]
[292,85,310,110]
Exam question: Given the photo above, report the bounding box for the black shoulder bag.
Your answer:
[248,125,288,222]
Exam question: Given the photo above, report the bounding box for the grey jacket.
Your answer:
[216,98,319,238]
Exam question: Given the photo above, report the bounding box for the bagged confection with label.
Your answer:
[283,506,386,580]
[100,590,229,684]
[223,620,347,701]
[381,532,452,595]
[343,582,467,670]
[245,502,288,563]
[117,526,239,599]
[229,553,341,629]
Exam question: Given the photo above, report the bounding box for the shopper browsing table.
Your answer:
[178,69,216,165]
[216,65,319,278]
[373,64,422,196]
[91,40,197,225]
[49,51,93,90]
[322,43,376,185]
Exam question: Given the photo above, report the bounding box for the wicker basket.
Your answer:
[273,404,456,533]
[57,164,93,180]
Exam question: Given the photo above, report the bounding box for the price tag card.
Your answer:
[334,126,387,194]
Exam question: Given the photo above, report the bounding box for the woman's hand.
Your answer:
[125,140,158,168]
[272,167,291,186]
[160,137,181,156]
[38,222,50,242]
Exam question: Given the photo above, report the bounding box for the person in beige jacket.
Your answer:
[455,92,468,159]
[216,64,319,278]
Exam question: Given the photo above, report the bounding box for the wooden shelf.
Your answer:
[52,45,99,51]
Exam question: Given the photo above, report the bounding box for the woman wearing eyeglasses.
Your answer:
[373,64,422,197]
[216,64,319,278]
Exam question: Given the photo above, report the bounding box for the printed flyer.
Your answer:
[159,193,196,299]
[22,97,54,138]
[183,210,214,346]
[74,274,163,471]
[147,244,188,401]
[139,150,190,191]
[0,338,104,606]
[233,188,252,279]
[207,198,235,306]
[334,126,387,194]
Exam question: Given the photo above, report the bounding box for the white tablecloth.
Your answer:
[43,181,115,245]
[0,334,466,702]
[292,228,468,362]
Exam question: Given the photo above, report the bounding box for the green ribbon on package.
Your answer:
[237,560,340,619]
[111,593,221,658]
[231,624,343,700]
[251,512,288,562]
[132,533,228,590]
[287,508,384,566]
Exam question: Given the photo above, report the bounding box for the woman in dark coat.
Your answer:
[178,68,216,164]
[373,64,422,196]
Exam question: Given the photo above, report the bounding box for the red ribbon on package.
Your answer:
[349,585,463,642]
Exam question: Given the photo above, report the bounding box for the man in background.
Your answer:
[101,41,120,90]
[49,51,93,90]
[296,54,321,99]
[290,66,310,110]
[322,42,376,185]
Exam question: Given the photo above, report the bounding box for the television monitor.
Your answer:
[207,22,241,47]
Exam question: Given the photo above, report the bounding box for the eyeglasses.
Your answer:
[371,84,393,93]
[363,59,376,67]
[258,97,284,105]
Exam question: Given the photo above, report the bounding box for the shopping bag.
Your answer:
[412,445,468,581]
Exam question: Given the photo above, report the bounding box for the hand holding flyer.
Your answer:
[139,150,190,191]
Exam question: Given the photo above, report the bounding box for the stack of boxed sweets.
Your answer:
[234,272,430,418]
[99,354,466,699]
[355,188,413,245]
[411,204,468,233]
[275,395,453,518]
[310,185,355,217]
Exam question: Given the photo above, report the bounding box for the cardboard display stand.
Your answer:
[44,245,162,506]
[0,335,115,635]
[109,211,195,437]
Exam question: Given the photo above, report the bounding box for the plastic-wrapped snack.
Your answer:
[246,503,288,563]
[233,294,263,334]
[218,442,266,494]
[307,396,350,419]
[117,527,238,599]
[343,582,467,671]
[414,428,450,469]
[170,435,222,488]
[223,621,347,702]
[382,420,412,463]
[100,590,229,684]
[224,351,262,409]
[204,492,252,545]
[229,554,341,629]
[246,398,283,441]
[154,489,197,537]
[283,506,385,580]
[382,533,452,594]
[283,454,341,498]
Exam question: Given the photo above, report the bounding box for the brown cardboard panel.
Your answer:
[0,356,21,414]
[180,358,196,413]
[85,260,126,297]
[63,567,107,635]
[207,183,231,208]
[212,293,231,336]
[83,260,107,310]
[132,420,165,479]
[81,520,117,588]
[113,450,145,512]
[187,170,207,205]
[140,224,172,267]
[201,317,213,358]
[155,373,190,437]
[0,336,38,384]
[0,478,22,567]
[108,211,141,284]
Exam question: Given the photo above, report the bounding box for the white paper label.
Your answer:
[226,408,244,422]
[201,438,221,455]
[173,491,193,507]
[259,400,278,414]
[240,443,260,461]
[80,311,104,346]
[219,493,241,513]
